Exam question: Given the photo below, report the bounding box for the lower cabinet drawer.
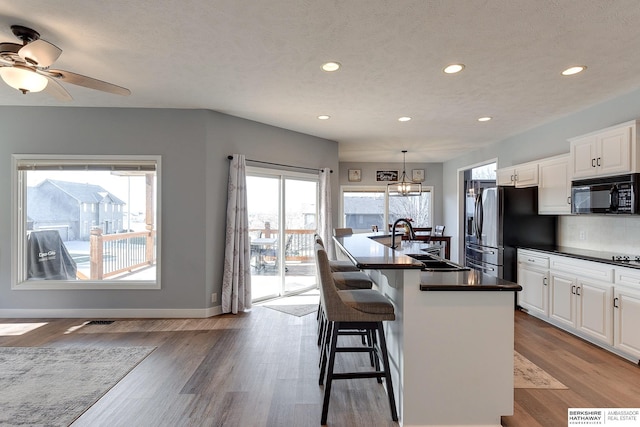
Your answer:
[549,256,614,282]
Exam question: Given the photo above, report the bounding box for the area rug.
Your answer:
[514,350,568,389]
[263,304,318,317]
[0,346,155,426]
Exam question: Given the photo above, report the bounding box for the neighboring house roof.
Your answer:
[44,179,125,205]
[343,197,384,213]
[27,179,125,223]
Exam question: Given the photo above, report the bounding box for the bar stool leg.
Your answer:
[318,320,332,385]
[321,321,339,425]
[376,321,398,421]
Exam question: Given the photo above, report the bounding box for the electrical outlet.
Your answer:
[211,293,217,303]
[579,230,586,240]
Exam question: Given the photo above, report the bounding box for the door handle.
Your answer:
[467,246,495,255]
[466,260,495,272]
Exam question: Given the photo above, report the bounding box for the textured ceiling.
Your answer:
[1,1,640,163]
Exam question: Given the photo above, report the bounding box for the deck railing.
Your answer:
[250,228,315,262]
[90,228,156,279]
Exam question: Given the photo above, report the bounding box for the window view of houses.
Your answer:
[24,170,157,281]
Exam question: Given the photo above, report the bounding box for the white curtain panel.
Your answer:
[222,154,252,314]
[318,168,335,259]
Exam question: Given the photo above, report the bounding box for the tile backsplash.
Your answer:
[558,215,640,254]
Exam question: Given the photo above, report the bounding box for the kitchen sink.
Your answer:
[407,253,470,272]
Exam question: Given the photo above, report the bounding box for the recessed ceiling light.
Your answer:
[561,66,586,76]
[398,116,412,122]
[321,62,341,72]
[443,64,465,74]
[478,116,492,122]
[317,115,330,120]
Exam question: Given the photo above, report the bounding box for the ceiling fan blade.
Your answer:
[45,69,130,96]
[19,39,62,67]
[43,75,73,101]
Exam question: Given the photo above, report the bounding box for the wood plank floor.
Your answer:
[0,308,638,426]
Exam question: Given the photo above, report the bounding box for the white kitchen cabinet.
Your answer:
[517,250,549,317]
[548,271,613,345]
[570,120,637,179]
[549,271,575,328]
[548,255,614,344]
[517,249,640,359]
[613,266,640,360]
[538,154,571,214]
[613,284,640,360]
[497,161,538,187]
[575,278,614,345]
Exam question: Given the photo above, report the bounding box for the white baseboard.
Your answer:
[0,305,224,319]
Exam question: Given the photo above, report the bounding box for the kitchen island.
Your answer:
[334,233,521,427]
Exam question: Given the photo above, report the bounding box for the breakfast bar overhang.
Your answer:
[333,233,522,427]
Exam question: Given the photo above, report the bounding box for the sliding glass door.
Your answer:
[247,168,318,302]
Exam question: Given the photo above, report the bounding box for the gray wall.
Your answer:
[0,107,338,315]
[442,87,640,262]
[338,161,444,226]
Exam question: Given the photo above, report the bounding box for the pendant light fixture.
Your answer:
[387,150,422,196]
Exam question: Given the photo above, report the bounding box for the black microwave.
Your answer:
[571,174,640,214]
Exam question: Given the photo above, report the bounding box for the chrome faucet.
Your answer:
[391,218,415,249]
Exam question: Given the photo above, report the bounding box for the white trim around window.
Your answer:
[12,154,161,290]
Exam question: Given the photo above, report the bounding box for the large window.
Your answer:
[12,155,160,290]
[342,186,433,232]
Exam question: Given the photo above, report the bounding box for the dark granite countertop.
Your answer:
[419,269,521,291]
[334,232,521,292]
[521,245,640,270]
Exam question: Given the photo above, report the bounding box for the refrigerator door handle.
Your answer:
[476,192,484,242]
[466,260,495,273]
[467,245,496,255]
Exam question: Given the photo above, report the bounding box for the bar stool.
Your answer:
[314,234,360,273]
[314,235,373,347]
[315,244,398,424]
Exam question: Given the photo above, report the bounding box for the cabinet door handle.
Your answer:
[576,286,581,296]
[592,158,596,168]
[614,297,619,308]
[571,285,576,295]
[597,157,601,167]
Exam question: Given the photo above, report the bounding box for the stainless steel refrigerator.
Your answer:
[464,182,556,282]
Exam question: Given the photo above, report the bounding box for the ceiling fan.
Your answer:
[0,25,130,100]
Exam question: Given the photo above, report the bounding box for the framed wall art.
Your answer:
[412,169,425,182]
[376,170,399,181]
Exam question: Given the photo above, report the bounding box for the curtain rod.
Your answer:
[227,155,333,173]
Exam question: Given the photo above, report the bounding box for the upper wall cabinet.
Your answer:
[497,161,538,187]
[570,120,638,179]
[538,154,571,214]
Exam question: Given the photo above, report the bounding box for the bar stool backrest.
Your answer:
[333,228,353,237]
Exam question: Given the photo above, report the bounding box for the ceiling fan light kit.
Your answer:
[387,150,422,197]
[0,24,130,99]
[0,64,47,93]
